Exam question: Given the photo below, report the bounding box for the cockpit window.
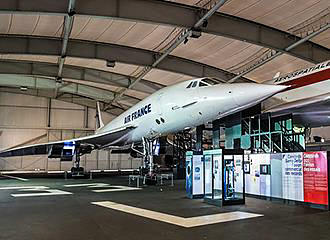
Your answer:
[186,82,193,88]
[192,81,198,88]
[200,78,218,86]
[199,81,208,87]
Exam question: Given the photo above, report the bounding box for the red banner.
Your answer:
[303,152,328,205]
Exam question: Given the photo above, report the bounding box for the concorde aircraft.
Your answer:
[0,78,287,172]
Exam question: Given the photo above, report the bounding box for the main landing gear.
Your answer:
[71,147,84,177]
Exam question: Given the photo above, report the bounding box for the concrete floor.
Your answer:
[0,176,329,240]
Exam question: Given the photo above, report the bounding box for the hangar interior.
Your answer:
[0,0,329,240]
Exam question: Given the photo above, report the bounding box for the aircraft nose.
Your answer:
[232,83,288,106]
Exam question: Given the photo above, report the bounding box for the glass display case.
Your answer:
[222,149,245,205]
[203,149,245,206]
[203,149,222,205]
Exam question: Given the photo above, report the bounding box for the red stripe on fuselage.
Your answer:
[280,68,330,90]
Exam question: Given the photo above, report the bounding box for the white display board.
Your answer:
[245,154,271,197]
[213,155,222,191]
[204,155,212,195]
[192,155,204,195]
[234,155,244,193]
[282,153,304,201]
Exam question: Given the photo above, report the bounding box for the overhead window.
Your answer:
[201,78,218,86]
[192,81,198,88]
[199,81,208,87]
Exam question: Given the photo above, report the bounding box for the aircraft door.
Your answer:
[149,92,165,135]
[156,92,164,116]
[187,86,202,126]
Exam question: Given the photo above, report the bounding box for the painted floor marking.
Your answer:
[64,183,109,188]
[63,183,141,192]
[11,189,72,197]
[92,201,263,228]
[0,186,72,197]
[1,174,29,181]
[92,186,141,193]
[0,186,48,190]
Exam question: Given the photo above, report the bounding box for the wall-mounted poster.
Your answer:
[192,155,204,195]
[282,153,304,201]
[270,153,283,199]
[303,152,328,205]
[186,155,192,196]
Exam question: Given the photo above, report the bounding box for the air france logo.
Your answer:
[124,104,151,124]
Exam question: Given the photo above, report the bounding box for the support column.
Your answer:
[46,98,51,128]
[196,125,203,151]
[84,106,88,129]
[149,140,153,175]
[46,98,51,171]
[212,119,221,149]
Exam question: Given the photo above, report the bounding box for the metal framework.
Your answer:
[0,0,328,63]
[0,60,163,95]
[108,0,228,107]
[55,0,76,97]
[228,23,330,83]
[0,73,141,104]
[0,87,124,116]
[0,35,246,82]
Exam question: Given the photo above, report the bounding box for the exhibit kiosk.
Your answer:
[186,151,204,198]
[204,149,245,206]
[204,149,222,204]
[186,149,246,206]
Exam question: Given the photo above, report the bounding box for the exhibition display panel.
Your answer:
[246,151,329,209]
[187,149,328,209]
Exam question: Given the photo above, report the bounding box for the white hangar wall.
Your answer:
[0,92,142,171]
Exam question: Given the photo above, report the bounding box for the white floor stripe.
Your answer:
[0,186,72,197]
[12,189,72,197]
[1,174,29,181]
[92,201,263,228]
[0,186,47,190]
[64,183,109,188]
[93,186,141,193]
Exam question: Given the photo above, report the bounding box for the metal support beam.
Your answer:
[0,87,123,116]
[0,74,120,102]
[228,23,330,83]
[106,0,228,109]
[55,0,76,97]
[0,60,163,95]
[0,35,244,83]
[84,106,88,129]
[47,98,51,127]
[0,0,328,63]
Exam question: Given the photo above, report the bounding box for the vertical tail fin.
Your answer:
[95,101,104,130]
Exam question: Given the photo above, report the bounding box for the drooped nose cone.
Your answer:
[232,83,288,106]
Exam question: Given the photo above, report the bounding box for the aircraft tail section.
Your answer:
[96,101,105,131]
[269,60,330,89]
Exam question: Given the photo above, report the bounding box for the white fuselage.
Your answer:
[98,79,287,145]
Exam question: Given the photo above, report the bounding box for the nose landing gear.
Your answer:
[140,137,158,185]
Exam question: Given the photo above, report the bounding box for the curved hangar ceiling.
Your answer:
[0,0,328,115]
